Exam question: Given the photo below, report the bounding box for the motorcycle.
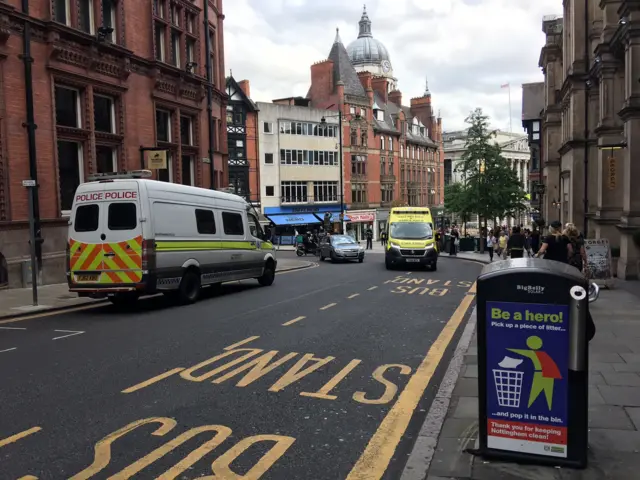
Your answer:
[296,242,318,256]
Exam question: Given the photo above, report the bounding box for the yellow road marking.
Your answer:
[0,426,42,449]
[282,316,306,326]
[367,286,378,291]
[347,282,476,479]
[121,368,185,394]
[224,336,260,350]
[468,281,477,294]
[319,303,336,310]
[347,293,360,299]
[17,476,38,480]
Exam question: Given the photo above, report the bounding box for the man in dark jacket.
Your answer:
[507,226,526,258]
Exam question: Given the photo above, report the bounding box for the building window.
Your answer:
[388,137,393,151]
[95,145,117,173]
[351,155,366,175]
[102,0,117,42]
[263,122,273,134]
[381,184,394,203]
[279,149,336,166]
[55,86,82,128]
[314,181,338,202]
[388,158,394,175]
[180,116,193,145]
[54,0,71,25]
[186,38,195,64]
[351,183,367,204]
[351,129,358,145]
[265,186,274,196]
[58,140,83,212]
[94,95,115,133]
[181,155,194,185]
[78,0,94,33]
[186,13,195,33]
[265,153,274,164]
[155,23,166,61]
[281,181,308,203]
[381,136,385,150]
[381,157,386,175]
[158,153,173,182]
[208,28,217,86]
[170,2,180,26]
[154,0,166,18]
[350,106,356,114]
[156,109,172,142]
[171,30,181,67]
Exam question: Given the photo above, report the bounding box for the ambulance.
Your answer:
[66,170,276,305]
[385,206,438,270]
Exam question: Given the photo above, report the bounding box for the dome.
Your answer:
[346,5,391,68]
[347,37,390,66]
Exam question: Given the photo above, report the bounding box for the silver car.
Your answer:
[318,234,365,263]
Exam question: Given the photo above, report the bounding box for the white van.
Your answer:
[66,170,276,305]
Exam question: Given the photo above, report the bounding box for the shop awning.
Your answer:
[266,214,321,226]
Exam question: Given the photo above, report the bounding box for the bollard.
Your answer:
[474,258,589,468]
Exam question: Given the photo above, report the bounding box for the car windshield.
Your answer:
[331,235,356,246]
[390,222,433,240]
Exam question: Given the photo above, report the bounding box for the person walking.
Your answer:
[449,226,459,256]
[380,230,387,247]
[564,223,588,276]
[534,221,571,263]
[496,231,508,259]
[365,226,373,250]
[486,230,496,262]
[507,226,526,258]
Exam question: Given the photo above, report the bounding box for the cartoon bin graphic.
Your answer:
[493,356,524,408]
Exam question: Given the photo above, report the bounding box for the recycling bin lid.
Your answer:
[478,258,585,282]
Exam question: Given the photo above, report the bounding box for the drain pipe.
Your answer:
[20,0,42,270]
[583,0,590,236]
[203,0,216,189]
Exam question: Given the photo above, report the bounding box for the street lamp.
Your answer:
[320,110,362,234]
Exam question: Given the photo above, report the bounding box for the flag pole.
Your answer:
[508,84,512,132]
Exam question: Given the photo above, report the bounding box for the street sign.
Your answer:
[22,179,36,187]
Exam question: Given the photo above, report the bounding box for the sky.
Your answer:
[223,0,563,132]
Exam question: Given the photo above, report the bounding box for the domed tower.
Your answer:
[346,5,397,91]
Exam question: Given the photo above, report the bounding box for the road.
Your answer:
[0,251,481,479]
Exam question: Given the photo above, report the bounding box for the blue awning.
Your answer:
[266,214,321,226]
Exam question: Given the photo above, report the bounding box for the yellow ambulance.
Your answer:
[385,207,438,270]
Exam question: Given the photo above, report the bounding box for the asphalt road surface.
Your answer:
[0,251,481,480]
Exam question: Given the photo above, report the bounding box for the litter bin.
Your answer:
[474,258,592,469]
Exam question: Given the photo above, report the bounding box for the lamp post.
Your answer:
[320,110,361,234]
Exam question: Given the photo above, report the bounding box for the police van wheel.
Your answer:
[179,270,201,304]
[385,259,393,270]
[258,261,276,286]
[431,263,438,271]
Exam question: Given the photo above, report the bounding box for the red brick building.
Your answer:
[0,0,226,287]
[307,8,444,238]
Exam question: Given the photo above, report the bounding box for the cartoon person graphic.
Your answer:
[508,335,562,410]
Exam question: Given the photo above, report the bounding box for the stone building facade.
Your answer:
[0,0,227,287]
[305,7,444,239]
[539,1,640,279]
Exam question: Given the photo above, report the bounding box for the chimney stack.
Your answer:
[389,90,402,106]
[238,80,251,98]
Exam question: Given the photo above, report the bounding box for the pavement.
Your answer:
[0,257,316,320]
[0,250,480,478]
[403,250,640,480]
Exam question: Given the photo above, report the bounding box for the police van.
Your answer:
[67,170,276,305]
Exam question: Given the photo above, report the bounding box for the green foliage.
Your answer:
[451,108,529,221]
[444,182,473,223]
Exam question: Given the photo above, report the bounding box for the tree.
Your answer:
[456,108,529,248]
[444,182,474,227]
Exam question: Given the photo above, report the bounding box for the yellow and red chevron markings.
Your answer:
[69,235,143,284]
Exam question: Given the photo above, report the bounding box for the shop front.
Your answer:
[376,209,390,238]
[345,210,377,241]
[264,205,342,245]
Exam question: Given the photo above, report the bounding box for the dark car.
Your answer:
[318,235,365,263]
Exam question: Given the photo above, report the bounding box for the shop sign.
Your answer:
[607,157,616,190]
[348,213,375,222]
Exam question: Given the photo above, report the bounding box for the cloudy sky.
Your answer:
[223,0,562,132]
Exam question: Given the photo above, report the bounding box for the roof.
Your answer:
[225,76,258,111]
[327,36,367,98]
[372,91,438,147]
[521,82,544,120]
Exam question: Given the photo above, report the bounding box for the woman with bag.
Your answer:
[564,223,589,276]
[486,230,496,262]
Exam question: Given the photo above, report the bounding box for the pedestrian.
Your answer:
[497,231,508,259]
[380,230,387,246]
[507,226,526,258]
[449,226,459,256]
[564,223,589,276]
[365,226,373,250]
[530,228,541,255]
[486,229,496,262]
